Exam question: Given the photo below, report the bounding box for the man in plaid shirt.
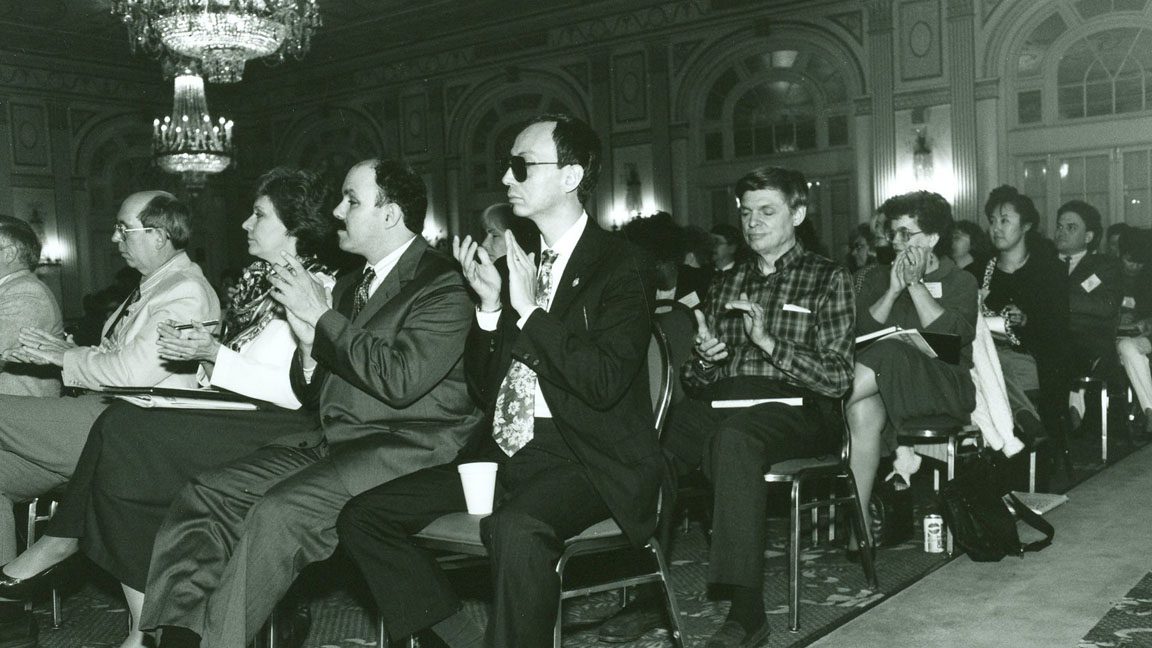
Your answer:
[605,166,854,647]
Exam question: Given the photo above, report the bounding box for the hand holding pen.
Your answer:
[157,319,221,363]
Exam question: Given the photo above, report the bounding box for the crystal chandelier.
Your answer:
[154,70,234,190]
[113,0,321,83]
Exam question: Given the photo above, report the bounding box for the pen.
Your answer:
[174,320,220,331]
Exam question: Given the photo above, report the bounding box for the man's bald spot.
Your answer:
[121,190,177,215]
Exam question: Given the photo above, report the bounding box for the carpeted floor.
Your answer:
[1079,572,1152,648]
[31,413,1149,648]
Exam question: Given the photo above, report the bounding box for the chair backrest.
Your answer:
[652,299,695,406]
[647,321,674,438]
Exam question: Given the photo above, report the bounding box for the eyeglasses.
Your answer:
[506,155,559,182]
[887,228,924,242]
[113,223,158,238]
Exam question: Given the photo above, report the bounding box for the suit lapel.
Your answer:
[547,225,606,318]
[352,237,428,326]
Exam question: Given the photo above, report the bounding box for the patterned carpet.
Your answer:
[1080,572,1152,648]
[30,416,1149,648]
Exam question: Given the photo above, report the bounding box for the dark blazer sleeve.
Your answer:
[311,263,474,408]
[513,253,653,410]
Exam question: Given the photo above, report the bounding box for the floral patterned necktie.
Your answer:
[351,267,376,319]
[492,249,560,456]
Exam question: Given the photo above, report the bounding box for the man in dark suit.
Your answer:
[144,160,482,648]
[1055,200,1122,430]
[335,114,660,647]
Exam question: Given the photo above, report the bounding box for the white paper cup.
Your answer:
[457,462,498,515]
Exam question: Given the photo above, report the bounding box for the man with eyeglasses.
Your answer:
[335,114,660,648]
[0,191,217,584]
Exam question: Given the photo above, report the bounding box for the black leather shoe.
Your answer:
[0,563,58,601]
[703,619,770,648]
[597,599,664,643]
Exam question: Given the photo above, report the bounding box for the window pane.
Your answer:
[828,115,849,146]
[1123,150,1151,227]
[734,129,754,157]
[796,118,817,150]
[1115,73,1143,113]
[1059,157,1085,204]
[704,132,723,160]
[1084,155,1111,219]
[1085,81,1113,116]
[1018,90,1042,123]
[1058,85,1085,118]
[1021,159,1049,223]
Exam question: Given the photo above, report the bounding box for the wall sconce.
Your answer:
[913,128,933,182]
[39,237,65,266]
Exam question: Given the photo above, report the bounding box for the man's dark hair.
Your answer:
[878,191,954,257]
[733,166,809,212]
[0,215,41,270]
[526,113,601,204]
[710,223,742,246]
[371,159,428,236]
[256,167,334,260]
[1057,199,1103,251]
[1107,222,1132,238]
[138,193,192,249]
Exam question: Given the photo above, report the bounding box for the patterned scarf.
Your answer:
[220,256,325,352]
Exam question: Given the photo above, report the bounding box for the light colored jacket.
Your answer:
[62,251,219,390]
[0,269,64,397]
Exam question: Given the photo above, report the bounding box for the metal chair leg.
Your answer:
[788,479,802,633]
[649,539,684,648]
[1101,387,1109,464]
[845,471,878,588]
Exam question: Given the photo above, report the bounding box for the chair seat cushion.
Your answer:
[414,513,624,548]
[763,454,839,479]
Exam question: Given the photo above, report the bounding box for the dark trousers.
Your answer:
[662,394,838,589]
[337,423,611,647]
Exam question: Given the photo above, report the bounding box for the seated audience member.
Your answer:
[846,222,878,274]
[983,187,1070,469]
[623,212,710,307]
[0,215,63,397]
[848,192,977,539]
[1115,228,1152,434]
[0,191,218,566]
[951,219,993,280]
[1104,222,1131,258]
[140,159,482,648]
[477,201,540,262]
[335,114,660,648]
[1055,200,1122,430]
[711,223,743,274]
[683,224,714,270]
[651,166,852,646]
[0,168,336,648]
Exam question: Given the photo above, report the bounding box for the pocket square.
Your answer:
[782,303,812,314]
[571,277,580,287]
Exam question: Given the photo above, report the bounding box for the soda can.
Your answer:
[923,514,945,553]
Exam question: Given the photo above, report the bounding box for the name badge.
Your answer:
[1123,296,1136,309]
[678,291,701,309]
[923,281,943,299]
[1081,274,1102,293]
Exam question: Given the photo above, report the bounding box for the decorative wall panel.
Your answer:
[613,51,648,124]
[9,102,50,171]
[900,0,943,81]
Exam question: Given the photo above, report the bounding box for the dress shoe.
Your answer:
[597,599,664,643]
[703,619,771,648]
[0,563,58,601]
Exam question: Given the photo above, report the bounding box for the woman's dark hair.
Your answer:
[255,167,334,261]
[1119,227,1152,265]
[877,190,953,257]
[953,220,993,262]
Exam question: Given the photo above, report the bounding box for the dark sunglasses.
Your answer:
[506,155,559,182]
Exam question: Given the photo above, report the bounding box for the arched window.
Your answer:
[1056,28,1152,119]
[699,49,850,162]
[468,93,574,191]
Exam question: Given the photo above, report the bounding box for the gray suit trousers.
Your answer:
[139,443,352,647]
[0,393,108,562]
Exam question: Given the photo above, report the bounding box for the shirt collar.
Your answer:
[754,240,804,276]
[1066,250,1088,265]
[365,235,416,279]
[540,211,587,260]
[0,268,31,288]
[140,251,189,292]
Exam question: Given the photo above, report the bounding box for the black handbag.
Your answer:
[938,450,1054,562]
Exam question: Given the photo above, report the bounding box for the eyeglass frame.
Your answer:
[112,222,159,239]
[505,155,560,183]
[886,227,925,242]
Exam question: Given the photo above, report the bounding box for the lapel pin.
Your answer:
[572,277,580,287]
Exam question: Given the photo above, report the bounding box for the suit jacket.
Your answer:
[1068,252,1122,340]
[0,269,64,396]
[466,223,663,545]
[61,251,218,390]
[288,238,483,496]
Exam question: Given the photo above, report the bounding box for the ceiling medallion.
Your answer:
[113,0,321,83]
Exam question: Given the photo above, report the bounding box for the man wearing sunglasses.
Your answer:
[0,191,218,586]
[337,114,660,647]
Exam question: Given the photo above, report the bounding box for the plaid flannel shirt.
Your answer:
[683,243,855,398]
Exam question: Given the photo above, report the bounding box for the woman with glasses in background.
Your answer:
[846,191,978,558]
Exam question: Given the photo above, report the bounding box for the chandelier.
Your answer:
[113,0,322,83]
[153,70,234,190]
